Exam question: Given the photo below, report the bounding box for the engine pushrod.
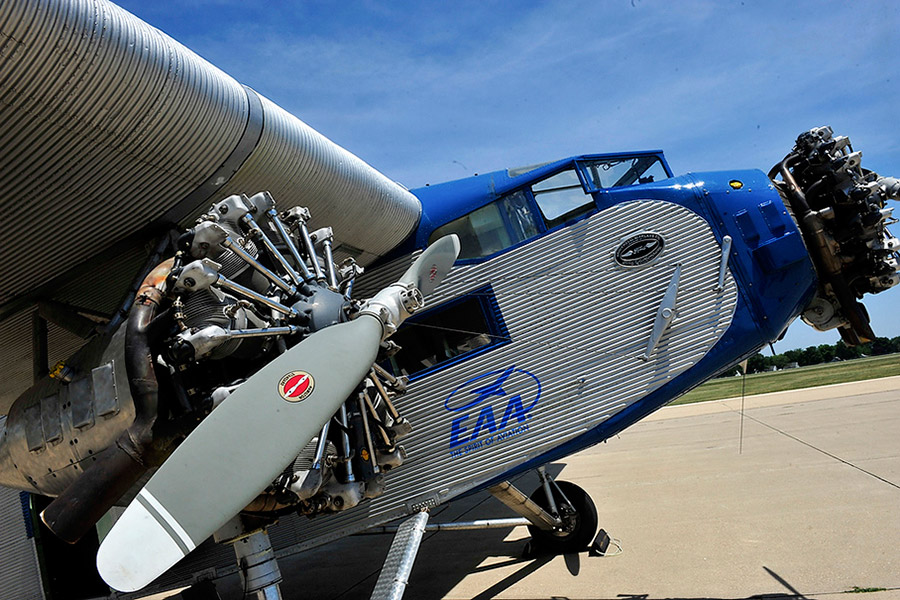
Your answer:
[221,236,297,296]
[266,208,314,283]
[241,213,304,287]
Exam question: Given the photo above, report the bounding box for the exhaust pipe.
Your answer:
[40,261,171,543]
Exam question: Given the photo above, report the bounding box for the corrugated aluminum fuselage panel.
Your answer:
[263,198,737,549]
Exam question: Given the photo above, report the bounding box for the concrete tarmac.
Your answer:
[175,378,900,600]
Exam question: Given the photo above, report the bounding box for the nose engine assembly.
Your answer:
[771,126,900,344]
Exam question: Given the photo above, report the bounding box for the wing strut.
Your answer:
[370,511,430,600]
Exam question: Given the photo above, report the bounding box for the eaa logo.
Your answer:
[445,366,541,455]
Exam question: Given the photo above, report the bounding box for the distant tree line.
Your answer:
[727,337,900,375]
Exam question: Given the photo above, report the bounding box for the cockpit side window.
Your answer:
[429,190,540,260]
[531,168,594,228]
[502,189,541,241]
[426,155,670,262]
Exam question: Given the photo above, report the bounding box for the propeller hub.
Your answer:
[360,282,424,340]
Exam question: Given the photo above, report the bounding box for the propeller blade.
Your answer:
[399,234,460,296]
[97,315,383,592]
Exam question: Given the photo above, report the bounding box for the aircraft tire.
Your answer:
[527,480,598,554]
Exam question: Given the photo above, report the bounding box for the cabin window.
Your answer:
[580,155,669,192]
[384,285,508,379]
[532,169,594,228]
[429,191,539,260]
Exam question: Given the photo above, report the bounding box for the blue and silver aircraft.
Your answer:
[0,1,897,598]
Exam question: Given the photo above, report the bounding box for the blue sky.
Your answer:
[115,0,899,352]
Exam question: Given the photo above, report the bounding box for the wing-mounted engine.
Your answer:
[771,126,900,344]
[160,193,418,519]
[4,192,428,543]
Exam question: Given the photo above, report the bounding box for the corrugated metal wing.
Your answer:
[0,0,421,412]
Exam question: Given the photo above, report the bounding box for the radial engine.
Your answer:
[770,126,900,344]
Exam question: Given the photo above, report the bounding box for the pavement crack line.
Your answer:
[725,405,900,491]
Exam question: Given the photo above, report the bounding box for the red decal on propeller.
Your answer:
[278,371,315,403]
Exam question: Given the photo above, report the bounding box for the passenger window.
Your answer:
[581,156,668,191]
[384,285,508,378]
[429,191,540,260]
[532,169,593,228]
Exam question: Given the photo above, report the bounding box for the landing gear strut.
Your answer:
[211,517,284,600]
[489,467,598,554]
[232,529,283,600]
[366,470,599,599]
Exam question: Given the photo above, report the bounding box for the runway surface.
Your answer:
[167,377,900,600]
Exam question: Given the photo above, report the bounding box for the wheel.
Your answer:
[527,480,598,553]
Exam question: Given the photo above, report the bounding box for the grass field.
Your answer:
[672,353,900,405]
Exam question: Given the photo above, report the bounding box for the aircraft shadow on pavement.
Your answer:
[608,566,816,600]
[210,464,578,600]
[190,466,825,600]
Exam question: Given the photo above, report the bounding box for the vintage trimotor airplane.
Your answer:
[1,0,898,598]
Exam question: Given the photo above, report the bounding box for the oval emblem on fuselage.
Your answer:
[614,232,665,267]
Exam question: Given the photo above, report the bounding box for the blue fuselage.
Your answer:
[385,153,818,473]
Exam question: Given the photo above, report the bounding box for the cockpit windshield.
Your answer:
[579,155,668,192]
[428,152,671,261]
